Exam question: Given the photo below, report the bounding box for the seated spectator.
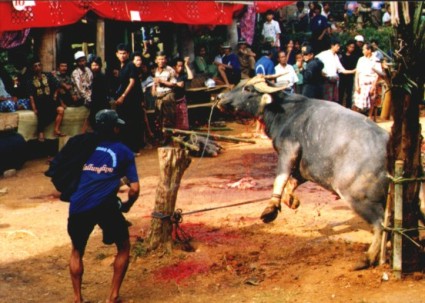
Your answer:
[237,38,256,79]
[52,59,80,108]
[193,44,218,79]
[27,58,65,141]
[216,43,241,86]
[0,74,30,112]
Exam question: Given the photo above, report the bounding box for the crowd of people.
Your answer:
[0,1,391,152]
[0,43,195,155]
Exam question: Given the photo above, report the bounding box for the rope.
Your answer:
[387,174,425,184]
[383,225,425,250]
[151,197,268,247]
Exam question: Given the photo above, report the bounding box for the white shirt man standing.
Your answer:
[262,10,281,48]
[316,39,355,102]
[274,51,298,93]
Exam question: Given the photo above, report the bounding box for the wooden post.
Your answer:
[38,28,57,72]
[393,160,404,279]
[147,147,191,252]
[380,85,392,120]
[96,18,105,72]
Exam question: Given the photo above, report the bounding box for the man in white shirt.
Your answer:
[316,39,355,102]
[274,51,298,94]
[262,10,281,48]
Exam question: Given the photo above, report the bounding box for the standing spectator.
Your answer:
[344,1,359,26]
[316,38,355,103]
[285,39,298,65]
[310,3,331,54]
[371,39,384,62]
[216,43,241,86]
[237,38,256,79]
[27,59,65,141]
[293,1,309,32]
[338,39,359,109]
[52,59,80,108]
[87,56,109,130]
[370,1,385,28]
[301,45,324,99]
[67,109,140,303]
[255,44,275,76]
[293,53,306,94]
[152,51,177,144]
[274,51,298,93]
[353,42,382,119]
[71,51,93,107]
[382,4,391,26]
[353,35,365,60]
[262,10,281,49]
[114,45,145,154]
[321,2,331,19]
[172,57,193,130]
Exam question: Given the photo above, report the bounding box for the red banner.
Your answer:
[0,1,245,32]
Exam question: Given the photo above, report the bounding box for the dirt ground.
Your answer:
[1,120,425,303]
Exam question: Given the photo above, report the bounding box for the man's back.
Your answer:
[69,139,138,215]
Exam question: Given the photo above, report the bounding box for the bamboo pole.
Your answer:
[393,160,404,279]
[379,189,393,265]
[171,136,200,151]
[163,128,256,144]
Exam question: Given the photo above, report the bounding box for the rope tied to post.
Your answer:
[383,225,425,251]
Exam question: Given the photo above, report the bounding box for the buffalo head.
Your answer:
[217,76,288,118]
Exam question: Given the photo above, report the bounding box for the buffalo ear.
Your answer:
[260,94,273,106]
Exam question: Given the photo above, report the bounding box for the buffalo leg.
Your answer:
[281,173,305,209]
[354,223,383,270]
[261,145,300,223]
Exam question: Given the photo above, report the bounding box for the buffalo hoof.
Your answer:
[283,195,300,209]
[353,257,371,271]
[260,205,280,223]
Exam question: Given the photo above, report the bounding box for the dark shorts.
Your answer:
[67,201,129,253]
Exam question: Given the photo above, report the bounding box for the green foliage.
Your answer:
[0,51,19,77]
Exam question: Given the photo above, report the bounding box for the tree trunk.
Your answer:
[147,147,191,252]
[387,2,424,273]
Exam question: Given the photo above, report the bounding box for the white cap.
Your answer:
[74,51,86,61]
[354,35,364,42]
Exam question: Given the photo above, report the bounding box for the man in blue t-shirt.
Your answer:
[216,43,241,86]
[255,45,275,76]
[68,109,140,303]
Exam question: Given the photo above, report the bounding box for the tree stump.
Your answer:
[147,147,191,252]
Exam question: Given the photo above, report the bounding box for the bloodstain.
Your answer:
[179,223,241,245]
[154,260,209,284]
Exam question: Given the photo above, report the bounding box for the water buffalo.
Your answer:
[217,76,390,269]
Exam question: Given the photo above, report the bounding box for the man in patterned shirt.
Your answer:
[71,51,93,107]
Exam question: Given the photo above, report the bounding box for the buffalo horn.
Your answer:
[244,75,289,94]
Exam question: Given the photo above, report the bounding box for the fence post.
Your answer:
[393,160,404,279]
